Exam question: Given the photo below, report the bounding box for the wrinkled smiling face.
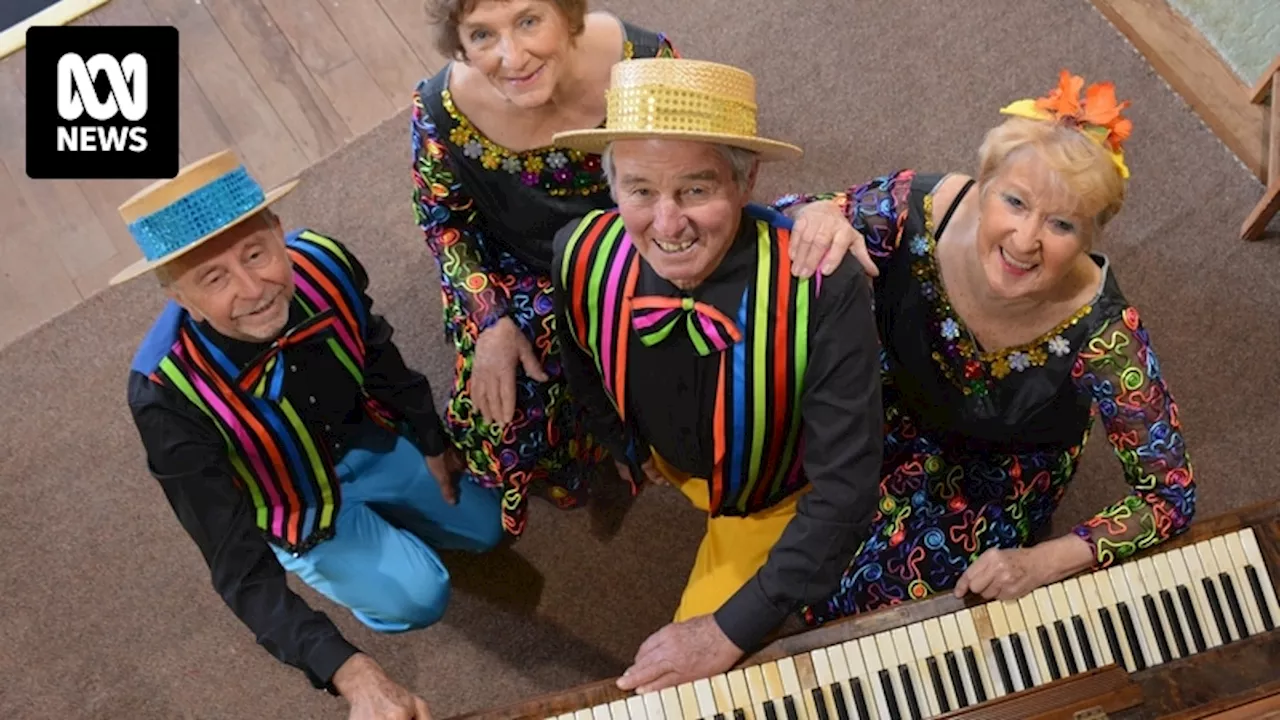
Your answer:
[976,151,1093,301]
[610,139,756,290]
[166,212,294,342]
[457,0,575,109]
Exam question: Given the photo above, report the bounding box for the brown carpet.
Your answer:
[2,1,1277,718]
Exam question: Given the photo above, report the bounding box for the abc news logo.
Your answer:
[26,25,177,180]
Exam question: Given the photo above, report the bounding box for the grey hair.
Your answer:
[600,143,759,196]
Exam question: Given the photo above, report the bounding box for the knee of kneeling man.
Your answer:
[471,515,505,553]
[395,578,452,630]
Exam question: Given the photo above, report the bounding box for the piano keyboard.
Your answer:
[550,528,1280,720]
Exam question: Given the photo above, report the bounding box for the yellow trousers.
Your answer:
[650,452,804,622]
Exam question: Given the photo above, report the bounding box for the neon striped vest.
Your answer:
[137,230,398,554]
[559,209,814,517]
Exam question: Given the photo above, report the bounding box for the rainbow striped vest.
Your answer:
[559,208,815,517]
[136,230,398,554]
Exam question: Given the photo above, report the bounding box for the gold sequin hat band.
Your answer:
[552,58,802,161]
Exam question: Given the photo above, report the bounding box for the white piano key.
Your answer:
[1075,575,1117,667]
[839,639,878,720]
[1093,569,1141,671]
[1238,529,1280,631]
[711,674,736,718]
[727,670,754,720]
[906,622,942,716]
[921,617,960,710]
[1137,556,1181,661]
[1152,554,1197,657]
[1210,536,1257,639]
[1167,545,1213,653]
[1017,593,1055,684]
[791,653,824,720]
[610,698,632,720]
[639,692,664,720]
[1115,564,1162,666]
[744,666,773,720]
[676,683,701,720]
[858,636,894,720]
[693,679,719,719]
[576,708,595,720]
[1063,579,1104,670]
[1225,532,1268,635]
[1032,587,1070,678]
[659,687,684,720]
[955,609,995,703]
[888,627,926,719]
[777,656,808,720]
[1046,585,1086,674]
[984,602,1024,694]
[1194,541,1241,644]
[998,597,1039,686]
[875,632,913,720]
[938,613,977,707]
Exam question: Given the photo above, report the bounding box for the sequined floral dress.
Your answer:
[774,171,1196,623]
[410,22,677,536]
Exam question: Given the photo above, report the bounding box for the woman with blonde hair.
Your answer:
[410,0,677,536]
[777,71,1195,620]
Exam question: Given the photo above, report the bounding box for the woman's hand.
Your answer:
[954,535,1095,601]
[788,200,878,278]
[471,317,549,427]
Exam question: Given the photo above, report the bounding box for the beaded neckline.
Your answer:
[912,193,1094,396]
[437,40,639,198]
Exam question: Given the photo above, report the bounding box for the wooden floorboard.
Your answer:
[1090,0,1269,182]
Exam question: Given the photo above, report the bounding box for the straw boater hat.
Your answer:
[109,149,299,286]
[552,58,802,161]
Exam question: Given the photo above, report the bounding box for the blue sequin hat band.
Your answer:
[109,150,299,286]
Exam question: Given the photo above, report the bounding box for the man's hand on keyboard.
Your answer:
[616,614,744,694]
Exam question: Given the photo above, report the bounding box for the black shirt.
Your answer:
[552,210,885,652]
[125,242,448,692]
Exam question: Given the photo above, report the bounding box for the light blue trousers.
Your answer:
[272,435,502,633]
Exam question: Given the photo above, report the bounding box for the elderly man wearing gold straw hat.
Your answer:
[117,150,503,718]
[549,58,885,692]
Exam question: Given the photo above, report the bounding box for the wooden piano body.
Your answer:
[447,499,1280,720]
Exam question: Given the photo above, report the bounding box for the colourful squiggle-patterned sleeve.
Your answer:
[411,90,510,337]
[772,170,915,273]
[1069,306,1196,568]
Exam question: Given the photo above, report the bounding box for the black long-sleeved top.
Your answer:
[125,243,448,693]
[552,210,884,652]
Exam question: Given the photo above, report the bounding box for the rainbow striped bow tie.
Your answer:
[631,295,743,356]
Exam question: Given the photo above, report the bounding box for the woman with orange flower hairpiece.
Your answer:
[773,70,1195,621]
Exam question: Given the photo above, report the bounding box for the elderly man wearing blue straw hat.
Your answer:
[117,150,502,718]
[549,58,885,694]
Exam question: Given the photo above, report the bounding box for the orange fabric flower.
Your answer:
[1036,70,1084,117]
[999,68,1134,179]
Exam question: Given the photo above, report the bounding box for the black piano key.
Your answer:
[962,647,988,703]
[783,695,799,720]
[763,699,779,720]
[944,650,969,707]
[1117,601,1148,671]
[1009,633,1035,688]
[1245,565,1276,631]
[878,669,902,720]
[1053,621,1080,675]
[897,665,922,720]
[1072,616,1098,670]
[928,656,952,712]
[1099,607,1126,669]
[988,639,1014,696]
[1219,572,1251,639]
[1036,626,1062,680]
[1202,577,1233,643]
[714,713,726,720]
[1142,595,1173,663]
[811,687,830,720]
[829,682,851,720]
[1159,589,1191,657]
[1176,586,1208,653]
[734,710,746,720]
[850,678,871,720]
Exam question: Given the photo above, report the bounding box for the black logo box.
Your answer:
[25,25,178,180]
